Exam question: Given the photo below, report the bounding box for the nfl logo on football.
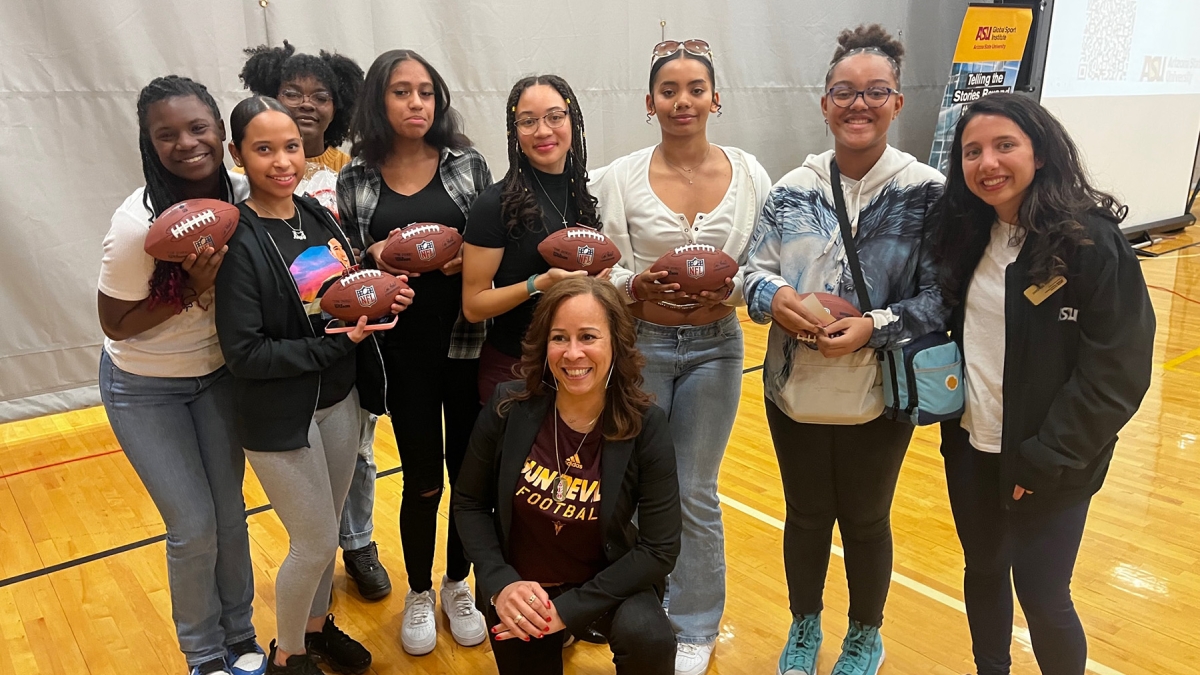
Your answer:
[576,245,594,268]
[686,257,705,279]
[355,285,378,307]
[417,240,436,262]
[192,234,215,254]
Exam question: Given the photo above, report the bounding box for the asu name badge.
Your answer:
[1024,275,1066,306]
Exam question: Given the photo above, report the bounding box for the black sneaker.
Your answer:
[305,614,372,675]
[342,541,392,600]
[263,641,321,675]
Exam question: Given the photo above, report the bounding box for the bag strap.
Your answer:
[830,159,873,314]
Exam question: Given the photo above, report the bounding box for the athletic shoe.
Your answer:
[226,638,266,675]
[400,588,438,655]
[342,541,392,601]
[778,612,823,675]
[263,641,321,675]
[439,575,487,647]
[830,619,885,675]
[675,642,715,675]
[305,614,372,674]
[191,657,232,675]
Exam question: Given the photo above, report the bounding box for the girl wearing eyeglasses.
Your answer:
[462,75,602,406]
[743,25,947,675]
[338,49,495,656]
[589,38,770,675]
[239,41,363,209]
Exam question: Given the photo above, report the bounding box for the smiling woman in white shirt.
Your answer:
[589,39,771,675]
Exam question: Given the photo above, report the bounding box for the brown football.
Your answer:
[378,222,463,274]
[648,244,738,295]
[320,269,407,322]
[144,199,240,262]
[800,292,862,325]
[537,227,622,274]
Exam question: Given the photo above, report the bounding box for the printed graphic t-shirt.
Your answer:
[509,409,607,584]
[242,201,356,409]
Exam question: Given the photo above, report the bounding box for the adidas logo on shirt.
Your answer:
[565,453,583,470]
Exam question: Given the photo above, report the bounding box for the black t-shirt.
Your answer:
[244,199,356,409]
[370,174,465,330]
[463,167,580,357]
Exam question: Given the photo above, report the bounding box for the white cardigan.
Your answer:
[590,145,772,305]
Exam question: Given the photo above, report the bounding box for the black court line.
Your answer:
[0,363,766,589]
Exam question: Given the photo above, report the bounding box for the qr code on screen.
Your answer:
[1077,0,1135,81]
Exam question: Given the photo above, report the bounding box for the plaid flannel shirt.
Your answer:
[337,146,494,359]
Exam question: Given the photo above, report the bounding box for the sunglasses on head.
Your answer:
[651,39,713,64]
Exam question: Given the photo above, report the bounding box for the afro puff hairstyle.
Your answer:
[825,24,905,86]
[239,40,364,149]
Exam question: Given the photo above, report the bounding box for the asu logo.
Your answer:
[192,234,215,254]
[1141,56,1165,82]
[1059,307,1078,322]
[416,239,436,262]
[686,257,706,279]
[355,285,378,308]
[576,245,594,268]
[976,26,992,41]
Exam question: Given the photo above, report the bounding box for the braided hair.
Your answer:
[135,75,234,310]
[239,40,363,149]
[499,75,599,235]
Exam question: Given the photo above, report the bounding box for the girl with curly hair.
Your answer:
[461,74,602,405]
[744,25,947,675]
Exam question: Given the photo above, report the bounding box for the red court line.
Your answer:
[0,449,123,481]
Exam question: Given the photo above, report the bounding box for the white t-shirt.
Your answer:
[961,220,1023,453]
[98,175,249,377]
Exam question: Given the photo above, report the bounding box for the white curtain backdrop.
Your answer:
[0,0,971,422]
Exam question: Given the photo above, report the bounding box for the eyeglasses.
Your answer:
[279,89,333,106]
[651,39,713,64]
[514,110,570,135]
[826,86,897,108]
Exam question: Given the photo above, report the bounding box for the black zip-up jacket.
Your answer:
[941,212,1155,512]
[215,196,388,452]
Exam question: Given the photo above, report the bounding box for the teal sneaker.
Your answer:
[831,619,885,675]
[778,612,822,675]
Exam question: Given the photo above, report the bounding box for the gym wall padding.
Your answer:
[0,0,971,423]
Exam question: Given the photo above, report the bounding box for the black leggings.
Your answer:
[383,310,481,594]
[764,398,912,627]
[942,423,1091,675]
[487,586,674,675]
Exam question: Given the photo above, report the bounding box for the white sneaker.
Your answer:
[439,575,487,647]
[401,588,438,655]
[675,642,715,675]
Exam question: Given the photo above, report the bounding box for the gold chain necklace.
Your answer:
[659,144,712,185]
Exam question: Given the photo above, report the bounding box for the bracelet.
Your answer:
[626,274,643,302]
[526,273,541,297]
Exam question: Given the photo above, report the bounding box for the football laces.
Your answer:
[400,223,442,239]
[673,243,717,255]
[563,228,605,241]
[340,269,383,286]
[170,210,217,239]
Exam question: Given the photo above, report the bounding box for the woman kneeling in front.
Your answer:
[453,276,681,675]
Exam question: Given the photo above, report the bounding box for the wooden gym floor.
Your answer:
[2,235,1200,674]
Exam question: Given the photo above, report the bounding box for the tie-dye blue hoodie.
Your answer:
[744,145,947,409]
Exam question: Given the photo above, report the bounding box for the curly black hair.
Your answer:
[826,24,905,86]
[348,49,471,166]
[136,75,235,311]
[930,93,1123,306]
[239,40,363,149]
[500,75,599,235]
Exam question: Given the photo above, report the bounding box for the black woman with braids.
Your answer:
[239,40,363,215]
[96,75,265,675]
[462,74,603,405]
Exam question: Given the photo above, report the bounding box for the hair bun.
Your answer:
[831,24,905,69]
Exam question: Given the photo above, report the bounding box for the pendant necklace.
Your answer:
[531,169,570,228]
[251,198,305,240]
[552,407,601,503]
[659,144,711,185]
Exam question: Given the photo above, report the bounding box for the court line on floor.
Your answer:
[0,449,124,480]
[718,494,1126,675]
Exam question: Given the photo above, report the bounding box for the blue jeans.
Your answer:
[339,408,377,552]
[99,350,255,667]
[635,313,743,645]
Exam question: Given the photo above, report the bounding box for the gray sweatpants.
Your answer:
[245,388,361,654]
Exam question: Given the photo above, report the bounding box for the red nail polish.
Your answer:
[523,637,530,642]
[546,601,551,608]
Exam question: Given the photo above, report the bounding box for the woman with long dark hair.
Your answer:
[461,74,601,405]
[454,276,680,675]
[929,93,1154,675]
[215,96,411,675]
[590,40,771,675]
[338,48,493,654]
[97,75,264,675]
[744,25,946,675]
